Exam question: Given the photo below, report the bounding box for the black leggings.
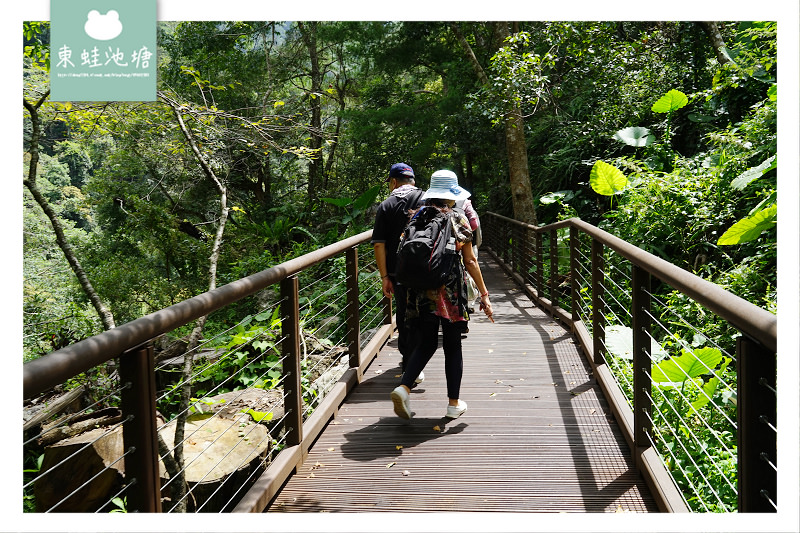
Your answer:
[401,317,464,400]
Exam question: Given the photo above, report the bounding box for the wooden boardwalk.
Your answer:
[267,257,658,513]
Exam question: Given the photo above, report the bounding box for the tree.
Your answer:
[156,91,231,512]
[24,90,116,331]
[451,22,538,224]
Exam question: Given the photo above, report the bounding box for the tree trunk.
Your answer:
[23,94,117,331]
[298,21,323,201]
[697,22,733,67]
[451,22,538,225]
[504,107,538,225]
[162,93,232,512]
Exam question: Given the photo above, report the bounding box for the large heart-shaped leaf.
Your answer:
[651,89,688,113]
[613,126,655,147]
[590,160,628,196]
[604,325,668,361]
[730,155,776,190]
[651,347,723,385]
[539,190,575,204]
[717,203,777,245]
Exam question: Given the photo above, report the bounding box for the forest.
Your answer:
[23,20,777,360]
[22,20,778,513]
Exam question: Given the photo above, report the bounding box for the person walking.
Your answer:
[372,163,426,383]
[390,170,494,420]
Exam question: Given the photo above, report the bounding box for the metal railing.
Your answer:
[484,212,777,513]
[23,230,393,513]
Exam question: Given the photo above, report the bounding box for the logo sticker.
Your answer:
[50,0,156,101]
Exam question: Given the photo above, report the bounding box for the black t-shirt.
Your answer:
[371,185,425,276]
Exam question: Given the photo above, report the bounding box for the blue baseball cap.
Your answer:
[388,162,415,181]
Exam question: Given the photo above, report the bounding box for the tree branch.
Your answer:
[23,93,117,331]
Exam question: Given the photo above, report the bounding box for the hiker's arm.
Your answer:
[373,242,394,298]
[462,245,493,321]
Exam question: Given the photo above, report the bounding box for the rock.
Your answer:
[158,412,271,511]
[35,425,125,512]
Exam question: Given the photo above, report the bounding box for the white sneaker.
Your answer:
[415,370,425,384]
[390,386,411,419]
[446,400,467,419]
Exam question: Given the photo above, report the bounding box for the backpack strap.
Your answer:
[403,188,425,216]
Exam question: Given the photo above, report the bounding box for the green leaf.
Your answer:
[253,340,272,352]
[768,84,777,102]
[730,155,776,190]
[604,325,668,361]
[320,196,352,208]
[651,89,688,113]
[691,377,719,411]
[690,357,730,411]
[245,408,274,423]
[539,190,575,204]
[613,126,655,147]
[353,184,383,211]
[717,203,777,245]
[589,161,628,196]
[652,347,723,384]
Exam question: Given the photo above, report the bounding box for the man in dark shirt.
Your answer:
[372,163,425,380]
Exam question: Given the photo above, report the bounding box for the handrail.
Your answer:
[484,211,777,513]
[23,230,373,400]
[487,212,776,351]
[24,228,391,513]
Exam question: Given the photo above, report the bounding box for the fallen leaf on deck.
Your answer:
[402,470,411,476]
[433,425,441,432]
[327,447,335,452]
[396,445,403,450]
[386,462,396,468]
[489,392,496,397]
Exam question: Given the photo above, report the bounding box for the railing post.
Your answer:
[569,226,579,322]
[512,223,521,277]
[631,265,652,454]
[591,239,606,366]
[119,342,162,512]
[524,226,534,287]
[737,335,777,512]
[346,246,361,372]
[534,230,543,296]
[502,219,510,266]
[281,276,303,448]
[549,228,559,308]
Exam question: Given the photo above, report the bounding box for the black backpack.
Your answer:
[395,206,459,290]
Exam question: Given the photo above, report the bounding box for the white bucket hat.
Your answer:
[421,170,471,202]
